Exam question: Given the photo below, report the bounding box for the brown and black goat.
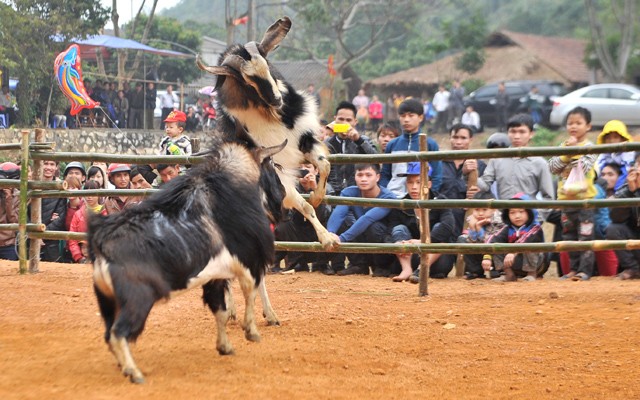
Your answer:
[196,16,337,249]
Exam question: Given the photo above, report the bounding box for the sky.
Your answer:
[102,0,172,30]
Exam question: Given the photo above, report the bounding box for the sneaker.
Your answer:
[522,275,536,282]
[409,269,420,284]
[336,265,367,276]
[269,265,283,274]
[317,264,335,275]
[372,268,391,277]
[617,269,640,280]
[282,263,308,273]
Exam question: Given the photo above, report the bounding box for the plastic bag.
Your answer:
[562,160,587,198]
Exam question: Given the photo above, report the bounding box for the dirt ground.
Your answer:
[1,261,639,400]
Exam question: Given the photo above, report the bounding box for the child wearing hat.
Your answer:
[159,110,192,156]
[596,119,634,191]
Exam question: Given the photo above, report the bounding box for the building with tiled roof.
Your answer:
[366,30,592,97]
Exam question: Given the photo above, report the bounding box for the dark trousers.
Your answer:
[128,108,143,129]
[393,223,455,278]
[274,215,338,267]
[144,108,155,130]
[495,106,508,131]
[562,209,595,276]
[434,110,448,133]
[160,107,173,129]
[606,223,640,272]
[336,220,395,270]
[0,244,17,261]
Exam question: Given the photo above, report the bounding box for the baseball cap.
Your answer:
[164,110,187,123]
[397,162,432,177]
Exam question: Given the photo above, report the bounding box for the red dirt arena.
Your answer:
[1,261,639,399]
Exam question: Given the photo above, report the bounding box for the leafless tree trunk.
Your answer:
[110,0,159,82]
[585,0,636,82]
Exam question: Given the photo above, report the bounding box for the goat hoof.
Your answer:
[217,345,235,356]
[266,319,281,327]
[124,368,145,384]
[245,330,261,342]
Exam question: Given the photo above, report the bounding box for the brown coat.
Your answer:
[0,189,19,246]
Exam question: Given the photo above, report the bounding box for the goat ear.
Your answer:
[196,55,236,77]
[258,17,292,55]
[260,139,288,160]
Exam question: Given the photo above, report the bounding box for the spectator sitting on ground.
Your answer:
[468,113,554,219]
[159,110,192,156]
[68,180,107,264]
[326,163,397,276]
[549,106,597,281]
[457,191,504,280]
[595,120,635,191]
[482,193,545,282]
[380,98,443,197]
[440,123,487,239]
[386,162,456,282]
[607,152,640,280]
[273,163,337,275]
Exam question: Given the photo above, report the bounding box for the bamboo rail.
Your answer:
[0,179,67,190]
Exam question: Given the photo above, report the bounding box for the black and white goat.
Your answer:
[196,16,337,249]
[88,140,286,384]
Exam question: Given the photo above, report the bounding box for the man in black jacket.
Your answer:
[29,161,67,262]
[324,101,377,195]
[386,162,456,281]
[607,153,640,279]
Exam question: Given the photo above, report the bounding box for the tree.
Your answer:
[444,12,488,75]
[0,0,109,126]
[290,0,421,80]
[585,0,637,82]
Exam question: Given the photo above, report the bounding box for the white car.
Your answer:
[549,83,640,127]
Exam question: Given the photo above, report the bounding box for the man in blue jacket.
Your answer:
[327,163,397,276]
[380,98,442,197]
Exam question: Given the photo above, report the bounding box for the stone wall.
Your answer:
[0,128,214,158]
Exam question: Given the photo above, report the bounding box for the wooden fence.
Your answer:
[4,129,640,296]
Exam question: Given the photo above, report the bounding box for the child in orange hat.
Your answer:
[159,110,192,156]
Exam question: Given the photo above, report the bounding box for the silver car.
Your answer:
[549,83,640,127]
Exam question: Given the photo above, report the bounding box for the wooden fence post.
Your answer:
[18,130,30,274]
[28,128,46,273]
[418,133,431,296]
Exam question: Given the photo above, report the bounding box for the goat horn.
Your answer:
[245,41,261,57]
[258,17,291,55]
[260,139,288,160]
[196,54,238,77]
[221,54,246,70]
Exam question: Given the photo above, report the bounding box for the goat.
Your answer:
[196,16,337,249]
[88,140,286,384]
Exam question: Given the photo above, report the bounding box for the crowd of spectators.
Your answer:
[1,83,638,283]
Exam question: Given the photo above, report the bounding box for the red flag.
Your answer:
[233,14,249,26]
[327,54,337,76]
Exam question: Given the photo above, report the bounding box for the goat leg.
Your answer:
[258,279,280,326]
